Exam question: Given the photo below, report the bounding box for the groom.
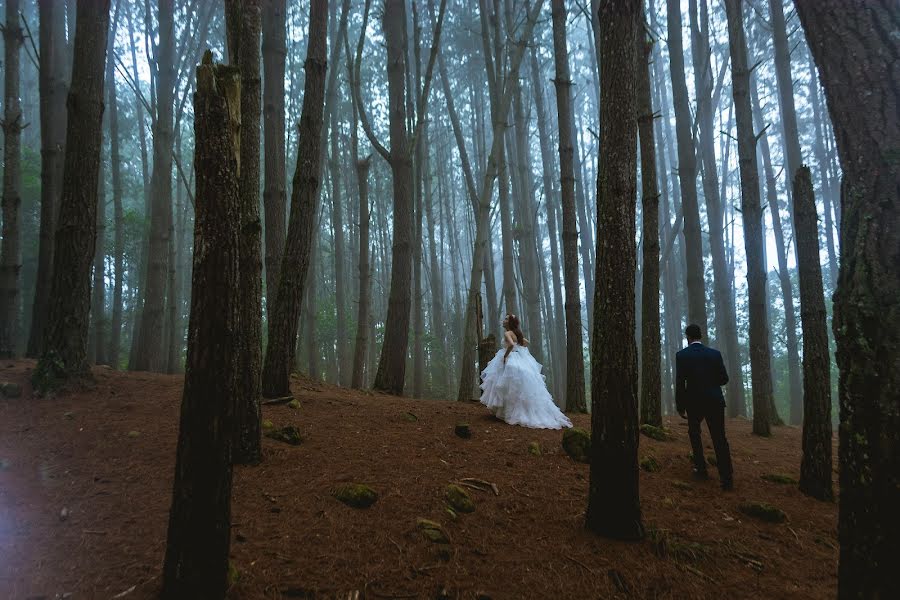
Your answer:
[675,324,734,490]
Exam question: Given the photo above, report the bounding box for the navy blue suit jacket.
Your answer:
[675,343,729,414]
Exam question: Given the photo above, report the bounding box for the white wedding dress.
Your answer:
[480,336,573,429]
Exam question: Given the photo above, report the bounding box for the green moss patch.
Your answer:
[761,473,797,485]
[527,441,542,456]
[640,424,674,441]
[739,502,787,523]
[648,528,712,563]
[265,425,304,446]
[417,518,450,544]
[287,399,301,409]
[445,484,475,513]
[562,428,591,463]
[333,483,378,509]
[640,455,661,473]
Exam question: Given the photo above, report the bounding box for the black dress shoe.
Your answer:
[721,479,734,491]
[692,468,710,481]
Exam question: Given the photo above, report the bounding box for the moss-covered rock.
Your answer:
[402,412,418,422]
[454,423,471,439]
[562,428,591,463]
[761,473,797,485]
[0,382,22,398]
[127,430,141,438]
[445,484,475,513]
[528,441,542,456]
[739,502,787,523]
[262,419,275,430]
[417,518,450,544]
[640,424,674,441]
[640,455,661,472]
[287,399,301,409]
[265,425,303,446]
[333,483,378,508]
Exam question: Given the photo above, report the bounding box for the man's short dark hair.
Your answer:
[685,324,702,340]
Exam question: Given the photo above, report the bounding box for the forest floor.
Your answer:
[0,360,838,599]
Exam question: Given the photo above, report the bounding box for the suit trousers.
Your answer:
[687,402,734,482]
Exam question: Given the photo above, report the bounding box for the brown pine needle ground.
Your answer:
[0,361,837,599]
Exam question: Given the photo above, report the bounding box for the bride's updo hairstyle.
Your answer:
[506,314,528,346]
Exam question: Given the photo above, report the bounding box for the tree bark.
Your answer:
[260,0,327,398]
[0,0,24,358]
[369,0,415,395]
[689,0,745,415]
[769,0,805,426]
[724,0,772,437]
[635,8,661,428]
[126,5,152,369]
[162,55,241,598]
[262,0,287,305]
[666,0,708,330]
[530,50,566,404]
[225,0,264,465]
[794,3,899,596]
[34,0,111,389]
[133,0,175,373]
[807,54,839,291]
[107,23,124,369]
[792,166,833,502]
[586,0,644,542]
[550,0,586,413]
[28,0,68,358]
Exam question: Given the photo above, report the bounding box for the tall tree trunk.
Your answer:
[225,0,264,464]
[807,54,839,291]
[133,0,174,373]
[689,0,745,414]
[769,0,805,425]
[262,0,287,305]
[794,3,899,596]
[0,0,24,358]
[792,166,833,501]
[457,0,543,402]
[587,0,644,541]
[260,0,327,398]
[749,73,787,427]
[530,51,566,404]
[162,55,241,598]
[550,0,586,413]
[126,5,151,369]
[329,99,349,387]
[724,0,772,437]
[90,138,107,365]
[372,0,415,395]
[34,0,111,389]
[635,8,661,428]
[107,27,124,369]
[666,0,708,330]
[28,0,68,358]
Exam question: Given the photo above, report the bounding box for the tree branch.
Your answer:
[352,0,391,162]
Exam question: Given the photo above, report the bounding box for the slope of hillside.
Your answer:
[0,361,837,599]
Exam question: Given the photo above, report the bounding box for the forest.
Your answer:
[0,0,896,598]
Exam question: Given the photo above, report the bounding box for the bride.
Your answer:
[480,314,573,429]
